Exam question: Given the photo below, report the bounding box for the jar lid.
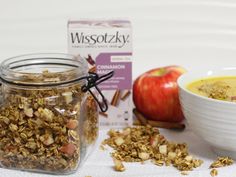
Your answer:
[0,53,114,112]
[0,53,88,86]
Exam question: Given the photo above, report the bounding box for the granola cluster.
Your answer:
[210,168,218,177]
[210,156,234,168]
[0,71,98,173]
[84,95,98,145]
[101,125,203,173]
[209,156,234,176]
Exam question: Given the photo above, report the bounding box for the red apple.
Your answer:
[133,65,186,122]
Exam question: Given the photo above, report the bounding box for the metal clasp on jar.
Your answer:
[81,71,114,112]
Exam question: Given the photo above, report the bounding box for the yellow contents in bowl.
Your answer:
[187,76,236,102]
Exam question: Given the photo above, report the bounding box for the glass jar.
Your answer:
[0,53,113,174]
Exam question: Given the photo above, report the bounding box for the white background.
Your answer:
[1,0,236,78]
[1,0,236,176]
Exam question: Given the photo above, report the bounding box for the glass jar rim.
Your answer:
[0,53,88,87]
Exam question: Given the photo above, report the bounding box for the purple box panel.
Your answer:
[96,53,132,90]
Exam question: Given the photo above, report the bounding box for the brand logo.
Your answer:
[70,31,130,48]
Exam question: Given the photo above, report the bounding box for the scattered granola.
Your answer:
[181,171,189,175]
[210,168,218,177]
[113,157,126,172]
[0,71,98,173]
[102,125,203,173]
[210,157,234,168]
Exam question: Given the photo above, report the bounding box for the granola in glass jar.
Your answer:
[0,54,112,174]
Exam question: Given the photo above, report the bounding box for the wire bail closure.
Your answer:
[81,71,114,112]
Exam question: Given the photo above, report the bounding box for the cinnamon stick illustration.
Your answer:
[111,90,121,107]
[121,90,131,101]
[89,66,96,73]
[133,108,185,130]
[86,54,96,66]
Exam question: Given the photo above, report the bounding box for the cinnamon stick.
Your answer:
[111,90,121,107]
[133,109,147,125]
[147,120,185,130]
[133,108,185,130]
[99,112,108,118]
[121,90,131,101]
[133,119,141,126]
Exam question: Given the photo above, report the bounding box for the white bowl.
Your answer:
[178,66,236,159]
